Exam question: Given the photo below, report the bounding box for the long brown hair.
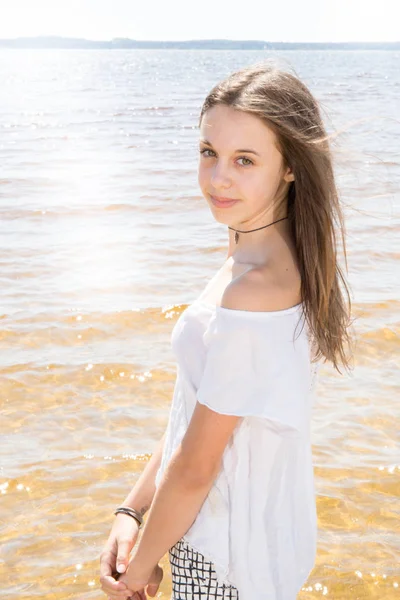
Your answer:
[199,60,355,374]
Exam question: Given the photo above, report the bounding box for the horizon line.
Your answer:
[0,35,399,44]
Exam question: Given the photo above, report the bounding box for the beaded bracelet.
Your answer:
[114,506,143,529]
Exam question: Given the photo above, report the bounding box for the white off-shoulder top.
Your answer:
[155,296,321,600]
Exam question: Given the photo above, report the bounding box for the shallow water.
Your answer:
[0,48,399,599]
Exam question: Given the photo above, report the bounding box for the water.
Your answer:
[0,48,399,599]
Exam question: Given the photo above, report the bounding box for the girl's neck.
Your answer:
[226,217,292,266]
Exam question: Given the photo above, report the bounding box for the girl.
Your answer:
[99,60,353,600]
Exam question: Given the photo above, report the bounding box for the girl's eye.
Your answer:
[199,148,215,158]
[237,157,253,166]
[198,148,253,166]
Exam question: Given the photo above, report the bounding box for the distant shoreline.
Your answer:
[0,36,399,50]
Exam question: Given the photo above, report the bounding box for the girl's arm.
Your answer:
[99,431,167,594]
[119,431,166,517]
[120,401,241,587]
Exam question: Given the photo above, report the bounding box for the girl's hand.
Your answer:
[99,513,140,598]
[118,562,164,598]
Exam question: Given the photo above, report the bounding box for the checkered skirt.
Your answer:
[168,538,239,599]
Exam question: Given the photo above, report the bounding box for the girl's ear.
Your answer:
[283,167,295,182]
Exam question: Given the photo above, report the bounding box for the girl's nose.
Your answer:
[210,163,232,189]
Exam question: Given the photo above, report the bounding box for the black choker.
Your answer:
[228,217,288,244]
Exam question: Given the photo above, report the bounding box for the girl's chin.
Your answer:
[210,213,238,228]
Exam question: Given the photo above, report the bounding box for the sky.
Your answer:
[0,0,398,43]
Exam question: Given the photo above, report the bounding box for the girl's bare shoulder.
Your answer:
[221,262,301,313]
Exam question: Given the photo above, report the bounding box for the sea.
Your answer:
[0,48,399,599]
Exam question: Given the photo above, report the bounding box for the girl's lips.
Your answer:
[210,195,239,208]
